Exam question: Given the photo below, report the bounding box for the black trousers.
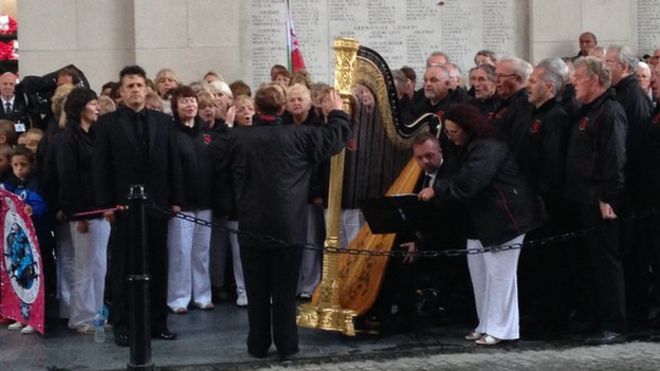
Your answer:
[110,214,169,335]
[571,202,626,333]
[239,240,302,357]
[643,211,660,307]
[519,195,569,332]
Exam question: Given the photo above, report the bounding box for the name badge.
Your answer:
[14,122,26,133]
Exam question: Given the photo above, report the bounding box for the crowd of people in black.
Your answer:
[0,31,659,360]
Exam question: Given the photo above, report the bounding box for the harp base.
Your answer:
[297,302,357,336]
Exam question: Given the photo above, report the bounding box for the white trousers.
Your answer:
[467,234,524,340]
[167,209,213,309]
[56,222,74,319]
[209,217,245,296]
[297,205,324,295]
[67,219,110,328]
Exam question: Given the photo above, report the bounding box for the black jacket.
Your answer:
[210,110,351,247]
[518,99,569,199]
[470,95,501,116]
[173,117,213,210]
[93,106,183,214]
[490,89,533,157]
[434,137,542,246]
[638,104,660,207]
[612,74,653,204]
[55,122,96,216]
[564,89,627,206]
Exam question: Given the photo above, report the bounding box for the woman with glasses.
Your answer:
[419,103,542,345]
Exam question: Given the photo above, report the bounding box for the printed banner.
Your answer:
[0,188,45,334]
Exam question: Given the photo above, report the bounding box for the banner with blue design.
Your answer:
[0,188,45,334]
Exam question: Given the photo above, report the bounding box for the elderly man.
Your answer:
[0,72,30,132]
[519,58,571,339]
[636,62,653,100]
[574,32,598,60]
[491,57,534,156]
[417,64,454,116]
[565,56,627,345]
[606,46,654,326]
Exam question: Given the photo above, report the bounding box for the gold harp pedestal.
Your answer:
[296,37,359,336]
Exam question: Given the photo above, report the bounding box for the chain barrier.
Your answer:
[148,204,658,259]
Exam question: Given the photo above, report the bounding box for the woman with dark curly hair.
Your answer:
[419,103,542,345]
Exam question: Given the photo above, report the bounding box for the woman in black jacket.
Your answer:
[56,87,110,334]
[420,104,542,345]
[166,86,214,313]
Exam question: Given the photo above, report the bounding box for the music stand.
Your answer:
[359,194,424,235]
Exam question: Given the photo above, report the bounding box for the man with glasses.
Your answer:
[491,58,534,156]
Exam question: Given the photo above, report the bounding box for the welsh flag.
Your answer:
[286,0,306,72]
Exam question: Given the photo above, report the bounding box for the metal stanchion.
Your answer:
[127,185,153,371]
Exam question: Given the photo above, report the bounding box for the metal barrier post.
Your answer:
[127,185,153,371]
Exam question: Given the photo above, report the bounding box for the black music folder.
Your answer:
[359,194,424,234]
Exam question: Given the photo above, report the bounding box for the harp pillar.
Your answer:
[296,37,358,336]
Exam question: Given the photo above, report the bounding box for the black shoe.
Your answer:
[585,331,627,345]
[248,349,268,358]
[114,331,129,347]
[151,329,177,340]
[278,347,299,361]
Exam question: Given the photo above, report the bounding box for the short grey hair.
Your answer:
[574,56,611,87]
[427,51,450,65]
[500,57,532,82]
[536,57,568,96]
[445,63,462,78]
[637,61,651,73]
[425,64,450,79]
[608,45,638,72]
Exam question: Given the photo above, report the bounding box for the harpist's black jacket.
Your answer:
[434,137,542,246]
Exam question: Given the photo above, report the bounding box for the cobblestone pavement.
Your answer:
[254,341,660,371]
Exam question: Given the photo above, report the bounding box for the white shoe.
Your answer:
[8,321,24,331]
[20,325,35,334]
[236,294,248,307]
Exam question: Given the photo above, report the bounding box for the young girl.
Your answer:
[2,145,48,334]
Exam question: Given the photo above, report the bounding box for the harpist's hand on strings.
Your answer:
[418,187,435,202]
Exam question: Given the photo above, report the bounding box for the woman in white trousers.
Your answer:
[166,87,215,312]
[466,235,524,341]
[68,218,110,331]
[54,87,110,333]
[167,209,213,311]
[420,105,543,345]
